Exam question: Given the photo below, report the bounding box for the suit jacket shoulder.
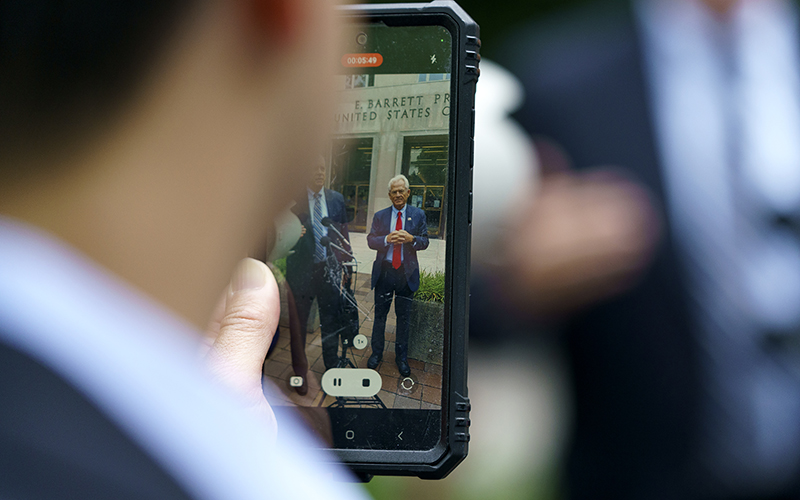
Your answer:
[499,2,660,178]
[500,1,638,90]
[371,206,392,227]
[406,205,425,220]
[324,188,345,204]
[324,188,349,227]
[0,338,191,499]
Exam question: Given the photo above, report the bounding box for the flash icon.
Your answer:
[430,54,437,64]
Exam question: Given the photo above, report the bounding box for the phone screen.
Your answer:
[263,21,454,453]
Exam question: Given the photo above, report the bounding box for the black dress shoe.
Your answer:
[396,358,411,377]
[367,353,382,369]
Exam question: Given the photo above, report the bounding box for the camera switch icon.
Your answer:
[321,369,381,397]
[289,376,303,387]
[400,377,414,391]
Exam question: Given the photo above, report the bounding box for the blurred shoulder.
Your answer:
[497,0,639,90]
[0,339,191,499]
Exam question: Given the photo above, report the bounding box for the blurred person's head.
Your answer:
[388,175,410,210]
[701,0,737,15]
[0,0,339,327]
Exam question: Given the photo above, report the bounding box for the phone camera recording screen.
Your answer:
[261,22,453,453]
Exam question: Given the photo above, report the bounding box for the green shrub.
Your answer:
[414,270,445,303]
[273,257,287,276]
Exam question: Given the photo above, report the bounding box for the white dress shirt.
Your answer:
[0,217,368,500]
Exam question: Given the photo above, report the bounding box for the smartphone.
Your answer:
[261,1,478,480]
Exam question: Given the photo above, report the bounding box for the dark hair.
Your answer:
[0,1,194,169]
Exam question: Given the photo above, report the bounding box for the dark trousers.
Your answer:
[371,262,414,361]
[289,262,345,370]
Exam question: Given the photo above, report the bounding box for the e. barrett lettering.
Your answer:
[343,93,450,123]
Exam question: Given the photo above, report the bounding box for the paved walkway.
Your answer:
[265,272,443,411]
[348,231,446,275]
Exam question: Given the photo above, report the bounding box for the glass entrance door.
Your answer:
[402,135,448,238]
[330,138,373,232]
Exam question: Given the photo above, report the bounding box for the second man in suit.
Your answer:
[286,155,351,372]
[367,174,429,377]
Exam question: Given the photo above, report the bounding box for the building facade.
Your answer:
[331,73,451,238]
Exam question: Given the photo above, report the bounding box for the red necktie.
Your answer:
[392,211,402,269]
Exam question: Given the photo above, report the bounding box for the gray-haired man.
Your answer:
[366,175,429,377]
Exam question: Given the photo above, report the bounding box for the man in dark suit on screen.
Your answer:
[286,155,351,371]
[366,174,429,377]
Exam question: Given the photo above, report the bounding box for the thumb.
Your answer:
[206,258,279,427]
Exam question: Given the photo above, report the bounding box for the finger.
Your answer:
[210,258,278,386]
[200,291,228,356]
[206,258,279,431]
[206,290,227,337]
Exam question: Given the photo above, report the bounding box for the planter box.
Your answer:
[408,299,444,365]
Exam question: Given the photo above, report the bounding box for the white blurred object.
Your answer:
[447,347,570,500]
[268,207,303,261]
[471,59,539,264]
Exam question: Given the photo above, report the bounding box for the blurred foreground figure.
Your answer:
[494,0,800,497]
[0,1,368,499]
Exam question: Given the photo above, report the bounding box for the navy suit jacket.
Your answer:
[286,188,350,288]
[367,204,429,293]
[497,2,702,498]
[0,339,192,499]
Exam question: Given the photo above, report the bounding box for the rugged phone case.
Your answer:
[334,0,479,480]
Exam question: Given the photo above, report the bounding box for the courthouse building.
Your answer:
[330,73,451,239]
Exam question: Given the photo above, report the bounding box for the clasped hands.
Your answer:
[387,229,414,244]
